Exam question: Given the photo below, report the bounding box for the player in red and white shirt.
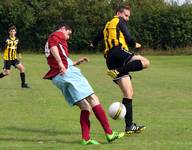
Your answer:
[43,22,124,145]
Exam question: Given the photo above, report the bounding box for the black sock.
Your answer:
[117,60,143,74]
[0,73,5,78]
[122,98,133,127]
[20,72,26,84]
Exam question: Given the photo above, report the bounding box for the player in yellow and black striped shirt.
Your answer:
[0,25,30,88]
[92,5,150,134]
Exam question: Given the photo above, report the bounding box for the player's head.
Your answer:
[8,25,17,37]
[116,5,131,22]
[56,22,73,40]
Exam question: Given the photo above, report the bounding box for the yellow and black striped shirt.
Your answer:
[92,16,136,58]
[2,36,19,60]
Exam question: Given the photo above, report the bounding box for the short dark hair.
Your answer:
[8,25,17,32]
[56,21,74,33]
[116,5,130,13]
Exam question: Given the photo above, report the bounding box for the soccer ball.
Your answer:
[108,102,126,120]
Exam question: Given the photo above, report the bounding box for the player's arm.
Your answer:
[0,47,2,57]
[91,30,104,47]
[1,38,7,53]
[16,39,22,59]
[118,18,141,49]
[0,45,2,54]
[0,39,7,57]
[0,44,3,53]
[49,35,67,75]
[50,46,67,75]
[73,57,89,66]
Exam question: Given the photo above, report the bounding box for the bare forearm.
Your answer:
[50,46,66,75]
[73,57,89,66]
[50,46,63,65]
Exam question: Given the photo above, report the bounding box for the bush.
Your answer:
[0,0,191,52]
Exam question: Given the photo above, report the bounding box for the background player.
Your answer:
[0,25,30,88]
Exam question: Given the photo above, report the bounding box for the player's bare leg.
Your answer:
[117,76,146,134]
[76,99,100,145]
[107,55,150,79]
[0,69,11,78]
[87,94,125,142]
[16,63,30,88]
[130,55,150,69]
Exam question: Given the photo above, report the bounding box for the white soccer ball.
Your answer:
[108,102,126,120]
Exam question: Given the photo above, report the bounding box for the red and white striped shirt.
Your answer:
[43,31,69,80]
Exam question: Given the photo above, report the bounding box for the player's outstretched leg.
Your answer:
[87,94,125,143]
[0,73,6,78]
[77,100,100,145]
[107,69,120,79]
[92,104,125,142]
[106,131,125,142]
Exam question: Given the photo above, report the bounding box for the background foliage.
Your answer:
[0,54,192,149]
[0,0,191,52]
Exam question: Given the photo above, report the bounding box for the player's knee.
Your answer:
[76,100,91,111]
[124,90,133,99]
[20,67,25,72]
[142,58,150,69]
[17,64,25,72]
[87,94,100,107]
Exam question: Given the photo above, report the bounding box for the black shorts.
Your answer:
[106,46,134,69]
[106,46,134,81]
[3,59,20,70]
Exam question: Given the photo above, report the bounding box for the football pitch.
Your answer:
[0,54,191,150]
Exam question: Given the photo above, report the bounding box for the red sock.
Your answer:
[92,104,112,134]
[80,110,90,141]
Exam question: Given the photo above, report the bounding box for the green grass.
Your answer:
[0,54,192,150]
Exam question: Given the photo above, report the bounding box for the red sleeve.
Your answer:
[48,35,60,49]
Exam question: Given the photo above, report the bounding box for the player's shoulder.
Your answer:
[14,37,19,42]
[52,31,63,37]
[118,17,126,23]
[4,37,9,42]
[111,15,123,24]
[112,15,120,21]
[48,31,63,41]
[4,36,19,41]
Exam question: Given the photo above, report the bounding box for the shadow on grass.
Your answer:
[0,126,111,144]
[0,137,79,144]
[5,126,80,135]
[0,126,81,144]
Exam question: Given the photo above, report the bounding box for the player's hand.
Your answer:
[90,43,95,48]
[74,57,89,66]
[58,62,67,75]
[18,53,22,59]
[136,42,141,48]
[79,57,89,63]
[89,43,97,50]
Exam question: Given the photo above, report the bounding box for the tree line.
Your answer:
[0,0,191,52]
